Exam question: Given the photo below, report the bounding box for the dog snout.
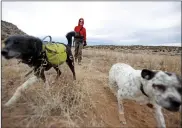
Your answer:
[169,97,181,108]
[171,100,181,108]
[1,49,8,56]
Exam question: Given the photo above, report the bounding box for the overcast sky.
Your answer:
[2,1,181,46]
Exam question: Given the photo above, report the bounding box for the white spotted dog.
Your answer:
[108,63,182,128]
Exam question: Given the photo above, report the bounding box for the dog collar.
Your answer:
[140,84,149,97]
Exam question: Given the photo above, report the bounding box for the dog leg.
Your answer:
[4,76,38,107]
[108,81,117,97]
[44,81,50,90]
[40,69,50,90]
[154,104,166,128]
[34,67,49,90]
[117,91,127,125]
[49,66,62,84]
[66,56,76,80]
[53,66,62,80]
[66,45,76,80]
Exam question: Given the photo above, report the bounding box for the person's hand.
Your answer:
[83,41,87,46]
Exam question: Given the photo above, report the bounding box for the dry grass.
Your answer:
[84,48,181,74]
[2,47,181,128]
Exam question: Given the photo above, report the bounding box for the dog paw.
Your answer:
[119,113,127,125]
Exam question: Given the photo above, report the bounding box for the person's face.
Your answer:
[79,19,84,25]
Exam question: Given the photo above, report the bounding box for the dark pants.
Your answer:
[74,39,83,63]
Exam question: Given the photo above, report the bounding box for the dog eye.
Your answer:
[153,84,166,92]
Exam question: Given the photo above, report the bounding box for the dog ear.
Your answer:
[28,37,42,56]
[141,69,156,80]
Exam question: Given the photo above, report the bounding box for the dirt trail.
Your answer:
[74,54,148,128]
[75,58,122,127]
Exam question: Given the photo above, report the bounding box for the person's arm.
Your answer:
[84,28,86,41]
[74,26,77,32]
[83,28,87,46]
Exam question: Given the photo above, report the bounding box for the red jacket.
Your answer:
[74,18,86,41]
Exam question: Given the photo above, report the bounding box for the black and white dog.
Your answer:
[2,35,76,107]
[109,63,182,128]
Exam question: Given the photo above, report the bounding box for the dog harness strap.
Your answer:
[140,84,149,97]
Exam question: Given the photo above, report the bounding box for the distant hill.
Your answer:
[85,45,181,56]
[1,20,27,41]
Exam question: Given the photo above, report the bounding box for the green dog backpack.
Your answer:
[42,43,67,66]
[41,35,67,66]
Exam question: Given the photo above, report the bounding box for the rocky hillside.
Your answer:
[1,20,27,41]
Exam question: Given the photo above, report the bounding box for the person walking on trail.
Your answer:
[66,31,75,48]
[74,18,87,65]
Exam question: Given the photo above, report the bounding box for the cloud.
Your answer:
[2,1,181,46]
[119,39,140,43]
